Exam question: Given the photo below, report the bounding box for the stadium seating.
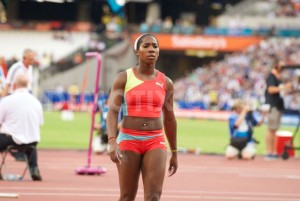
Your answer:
[0,30,90,65]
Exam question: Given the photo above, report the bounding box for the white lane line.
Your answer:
[239,173,300,179]
[286,175,300,179]
[178,166,300,173]
[192,196,300,201]
[1,187,300,198]
[164,190,300,197]
[13,192,300,201]
[0,193,19,198]
[178,169,300,176]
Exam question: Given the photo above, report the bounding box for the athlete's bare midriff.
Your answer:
[122,116,163,131]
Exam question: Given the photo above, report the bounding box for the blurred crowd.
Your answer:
[139,0,300,36]
[174,37,300,111]
[275,0,300,17]
[139,15,199,35]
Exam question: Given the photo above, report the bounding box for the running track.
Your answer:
[0,149,300,201]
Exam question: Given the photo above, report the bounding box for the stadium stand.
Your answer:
[215,0,300,36]
[0,30,90,68]
[174,0,300,112]
[174,37,300,112]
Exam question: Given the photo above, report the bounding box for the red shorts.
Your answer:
[117,127,167,154]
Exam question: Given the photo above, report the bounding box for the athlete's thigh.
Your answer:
[117,150,143,195]
[141,149,167,192]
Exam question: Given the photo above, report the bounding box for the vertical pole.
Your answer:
[85,52,102,167]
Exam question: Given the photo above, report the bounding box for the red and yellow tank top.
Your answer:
[122,68,166,118]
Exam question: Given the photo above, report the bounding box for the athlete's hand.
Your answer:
[108,141,123,164]
[168,153,178,177]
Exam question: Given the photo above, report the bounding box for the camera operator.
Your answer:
[264,59,292,160]
[226,99,266,160]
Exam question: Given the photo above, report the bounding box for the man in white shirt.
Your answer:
[0,49,36,161]
[0,74,44,181]
[1,49,35,97]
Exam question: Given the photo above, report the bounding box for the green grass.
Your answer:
[40,112,91,149]
[40,111,300,156]
[177,118,299,156]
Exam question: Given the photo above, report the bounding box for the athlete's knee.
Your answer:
[119,193,136,201]
[145,192,162,201]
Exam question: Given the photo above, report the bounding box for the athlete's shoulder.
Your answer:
[113,68,130,88]
[115,69,128,80]
[163,75,173,91]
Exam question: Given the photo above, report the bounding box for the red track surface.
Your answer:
[1,149,300,201]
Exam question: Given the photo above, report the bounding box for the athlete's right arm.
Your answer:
[107,71,126,164]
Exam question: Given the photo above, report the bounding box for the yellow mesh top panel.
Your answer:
[124,68,144,93]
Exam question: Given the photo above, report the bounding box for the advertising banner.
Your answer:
[132,33,262,52]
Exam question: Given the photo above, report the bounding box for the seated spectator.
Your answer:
[162,16,173,33]
[68,82,79,108]
[150,19,162,33]
[139,21,150,33]
[225,99,266,160]
[0,75,44,181]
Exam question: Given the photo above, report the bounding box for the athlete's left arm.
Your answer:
[162,76,178,176]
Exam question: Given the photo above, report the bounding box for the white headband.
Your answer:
[133,33,149,51]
